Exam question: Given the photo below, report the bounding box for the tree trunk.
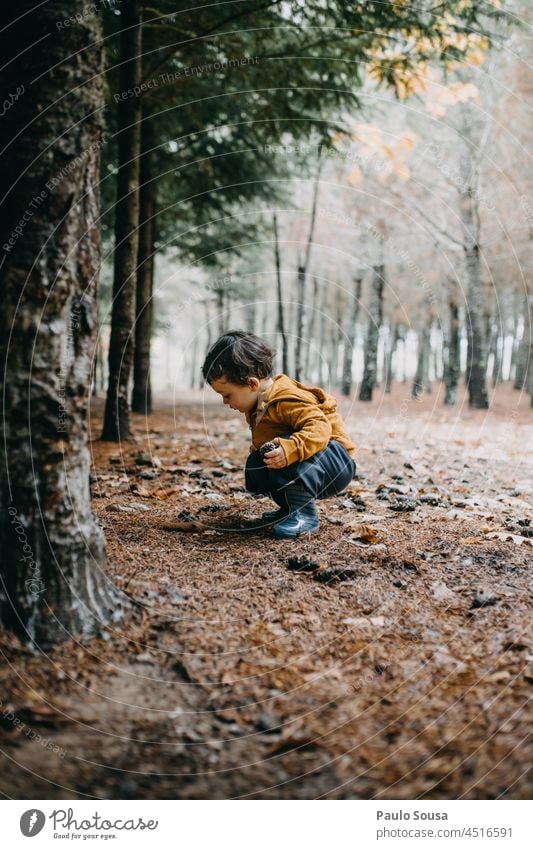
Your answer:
[412,314,432,399]
[514,294,531,390]
[384,322,400,394]
[132,119,156,415]
[459,160,489,408]
[101,0,142,440]
[294,159,322,381]
[444,287,461,406]
[203,300,213,350]
[304,277,320,377]
[317,287,329,386]
[294,261,306,381]
[273,213,289,373]
[215,288,226,336]
[0,2,125,647]
[359,265,384,401]
[341,277,362,396]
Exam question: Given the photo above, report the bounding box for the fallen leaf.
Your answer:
[344,524,380,544]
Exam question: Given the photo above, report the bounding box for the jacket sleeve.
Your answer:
[271,400,332,465]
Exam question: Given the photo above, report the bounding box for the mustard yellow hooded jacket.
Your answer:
[245,374,356,466]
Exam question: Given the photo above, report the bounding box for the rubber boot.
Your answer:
[272,482,320,539]
[261,490,289,524]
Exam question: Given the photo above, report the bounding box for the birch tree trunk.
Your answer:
[102,0,142,439]
[359,266,384,401]
[0,2,126,647]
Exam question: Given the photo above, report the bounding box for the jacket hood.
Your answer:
[260,374,338,414]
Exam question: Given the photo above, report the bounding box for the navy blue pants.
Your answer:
[245,439,356,500]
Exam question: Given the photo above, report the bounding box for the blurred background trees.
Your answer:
[93,0,530,440]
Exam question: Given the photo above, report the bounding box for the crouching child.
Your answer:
[202,331,357,539]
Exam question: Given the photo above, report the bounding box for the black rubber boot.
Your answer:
[272,482,320,539]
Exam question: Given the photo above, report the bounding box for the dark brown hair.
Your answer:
[201,331,276,385]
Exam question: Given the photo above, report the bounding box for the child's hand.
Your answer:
[262,439,287,469]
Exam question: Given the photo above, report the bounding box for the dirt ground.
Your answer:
[1,382,532,800]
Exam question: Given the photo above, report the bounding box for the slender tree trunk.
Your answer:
[317,287,328,386]
[203,300,213,350]
[294,261,306,381]
[189,335,199,389]
[341,277,362,396]
[216,289,225,336]
[444,287,461,406]
[459,159,489,408]
[294,158,322,381]
[102,0,142,440]
[412,313,432,399]
[514,294,531,390]
[304,277,320,377]
[359,265,384,401]
[491,328,503,387]
[0,2,125,647]
[273,214,289,373]
[132,119,155,414]
[384,322,400,394]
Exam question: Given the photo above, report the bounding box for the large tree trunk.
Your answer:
[273,214,289,373]
[444,286,461,406]
[359,265,384,401]
[101,0,142,440]
[132,120,156,415]
[0,2,125,647]
[459,159,489,408]
[341,277,362,396]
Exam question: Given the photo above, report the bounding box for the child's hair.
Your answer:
[201,330,276,385]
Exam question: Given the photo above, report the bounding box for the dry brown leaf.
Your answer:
[344,524,380,544]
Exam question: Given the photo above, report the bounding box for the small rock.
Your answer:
[138,470,157,480]
[393,579,406,588]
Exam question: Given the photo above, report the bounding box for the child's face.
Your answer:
[210,376,261,413]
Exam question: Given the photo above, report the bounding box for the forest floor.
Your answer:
[1,382,532,800]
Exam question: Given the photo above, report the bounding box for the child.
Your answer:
[201,330,357,539]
